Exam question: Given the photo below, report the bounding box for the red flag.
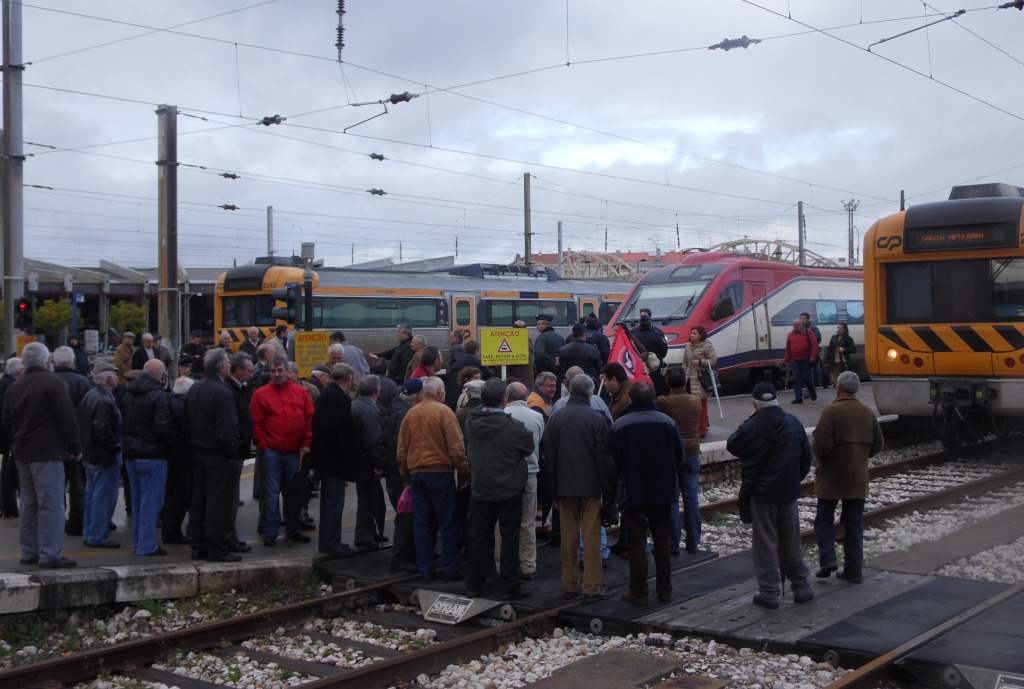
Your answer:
[608,325,652,383]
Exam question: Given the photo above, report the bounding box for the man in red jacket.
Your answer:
[783,319,819,405]
[250,357,314,547]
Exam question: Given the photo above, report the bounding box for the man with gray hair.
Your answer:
[0,357,26,518]
[2,342,82,568]
[727,382,814,608]
[329,331,370,379]
[131,332,157,370]
[503,381,545,580]
[541,373,613,603]
[371,323,415,386]
[811,371,883,584]
[403,334,428,382]
[550,366,613,426]
[54,345,92,536]
[77,361,123,548]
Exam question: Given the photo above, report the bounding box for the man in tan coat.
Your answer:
[113,332,135,386]
[811,371,884,584]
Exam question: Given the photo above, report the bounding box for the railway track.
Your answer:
[2,443,1022,689]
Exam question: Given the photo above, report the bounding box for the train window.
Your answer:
[630,281,710,321]
[713,282,743,321]
[815,301,839,325]
[599,301,621,325]
[845,301,865,324]
[455,299,471,327]
[886,259,1014,323]
[222,295,275,327]
[482,300,575,326]
[311,296,442,328]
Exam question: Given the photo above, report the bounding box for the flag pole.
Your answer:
[710,366,723,418]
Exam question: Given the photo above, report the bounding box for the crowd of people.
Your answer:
[0,316,880,612]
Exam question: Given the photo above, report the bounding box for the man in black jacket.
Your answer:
[557,324,603,385]
[223,352,254,553]
[0,357,25,518]
[352,375,389,549]
[464,378,535,599]
[77,361,123,548]
[55,345,92,536]
[161,376,193,545]
[120,359,176,556]
[309,363,357,558]
[371,324,415,385]
[187,348,240,562]
[727,382,814,609]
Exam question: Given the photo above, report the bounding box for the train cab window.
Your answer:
[482,300,575,326]
[222,295,275,327]
[993,258,1024,319]
[312,296,443,328]
[455,299,472,327]
[712,282,742,321]
[599,301,621,325]
[886,258,1016,323]
[815,301,839,325]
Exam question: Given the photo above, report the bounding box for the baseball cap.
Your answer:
[401,378,424,395]
[752,382,778,402]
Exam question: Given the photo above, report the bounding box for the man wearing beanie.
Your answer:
[727,382,814,609]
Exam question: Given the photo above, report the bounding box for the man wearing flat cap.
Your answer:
[114,331,135,386]
[727,382,814,609]
[182,330,208,362]
[533,314,561,381]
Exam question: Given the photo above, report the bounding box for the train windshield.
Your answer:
[886,257,1024,323]
[628,281,710,321]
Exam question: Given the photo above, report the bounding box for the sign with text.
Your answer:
[479,327,529,366]
[16,335,41,357]
[293,331,330,378]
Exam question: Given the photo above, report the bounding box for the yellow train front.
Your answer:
[865,183,1024,447]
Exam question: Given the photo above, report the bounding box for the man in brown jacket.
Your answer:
[397,375,469,582]
[811,371,884,584]
[655,366,702,554]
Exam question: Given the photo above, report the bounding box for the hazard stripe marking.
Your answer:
[951,326,994,353]
[911,327,952,353]
[995,325,1024,350]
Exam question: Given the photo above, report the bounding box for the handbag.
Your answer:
[697,366,716,394]
[397,486,414,515]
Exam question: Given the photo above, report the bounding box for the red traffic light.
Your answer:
[16,301,28,312]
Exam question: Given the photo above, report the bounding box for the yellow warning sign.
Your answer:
[479,327,529,366]
[293,330,330,378]
[15,335,41,357]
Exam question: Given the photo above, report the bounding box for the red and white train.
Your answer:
[606,251,864,391]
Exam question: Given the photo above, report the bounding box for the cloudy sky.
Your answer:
[13,0,1024,270]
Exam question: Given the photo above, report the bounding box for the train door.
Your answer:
[579,297,598,320]
[750,282,770,357]
[451,293,476,343]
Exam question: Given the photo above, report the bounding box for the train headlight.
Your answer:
[886,348,898,361]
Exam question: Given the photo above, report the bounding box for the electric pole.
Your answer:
[2,0,25,356]
[523,173,532,264]
[797,201,805,266]
[157,104,178,377]
[842,199,859,266]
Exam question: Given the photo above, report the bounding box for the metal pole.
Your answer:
[523,173,532,265]
[797,201,805,266]
[157,104,179,379]
[267,205,274,257]
[2,0,25,356]
[557,221,564,277]
[843,199,859,267]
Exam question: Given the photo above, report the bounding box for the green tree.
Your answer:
[35,299,78,336]
[108,300,148,336]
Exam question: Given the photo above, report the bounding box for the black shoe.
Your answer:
[139,547,167,556]
[19,556,38,565]
[794,592,815,604]
[85,541,121,549]
[108,522,116,531]
[39,557,77,569]
[837,570,863,584]
[561,590,580,600]
[321,545,357,559]
[289,532,311,544]
[355,541,380,550]
[816,563,838,578]
[263,535,277,547]
[191,548,208,560]
[791,399,803,404]
[752,592,779,609]
[582,592,606,604]
[299,520,316,532]
[209,554,242,563]
[520,571,537,581]
[374,534,390,544]
[229,542,252,553]
[810,391,818,401]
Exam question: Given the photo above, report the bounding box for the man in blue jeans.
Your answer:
[784,319,819,404]
[655,366,702,554]
[77,361,123,549]
[120,359,176,556]
[811,371,884,584]
[250,357,314,547]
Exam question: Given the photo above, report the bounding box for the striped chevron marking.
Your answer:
[879,325,1024,353]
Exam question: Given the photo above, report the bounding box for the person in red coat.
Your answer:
[783,319,819,405]
[249,357,314,547]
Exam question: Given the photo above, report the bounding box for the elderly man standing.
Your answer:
[502,381,545,581]
[352,374,390,549]
[310,363,357,559]
[2,342,81,568]
[54,345,92,536]
[113,331,136,385]
[611,381,684,605]
[464,378,535,599]
[541,374,612,602]
[77,361,123,549]
[397,375,469,582]
[120,359,176,556]
[131,332,157,370]
[371,324,415,386]
[403,335,428,382]
[239,327,263,360]
[812,371,884,584]
[727,382,814,608]
[533,314,561,380]
[250,357,314,547]
[188,349,240,562]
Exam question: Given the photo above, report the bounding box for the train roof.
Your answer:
[635,251,862,282]
[220,262,632,296]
